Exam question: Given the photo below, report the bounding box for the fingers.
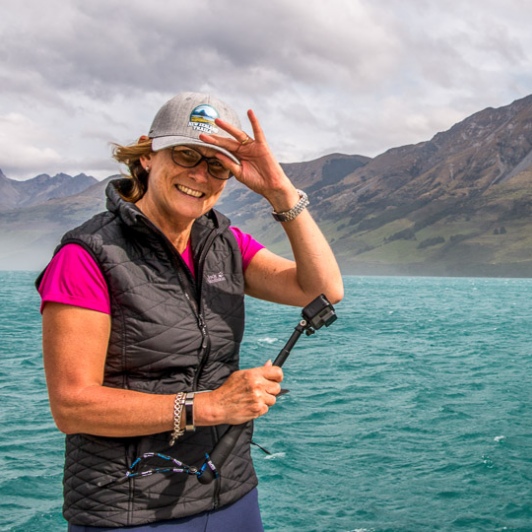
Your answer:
[203,149,242,178]
[239,365,283,391]
[243,367,283,411]
[246,109,266,143]
[207,365,284,425]
[263,363,283,382]
[198,131,246,176]
[266,382,283,399]
[213,115,246,141]
[199,131,241,154]
[203,109,265,149]
[213,109,262,142]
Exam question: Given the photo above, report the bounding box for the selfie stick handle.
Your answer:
[198,321,307,485]
[272,321,307,368]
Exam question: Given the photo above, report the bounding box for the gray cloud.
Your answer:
[1,0,532,179]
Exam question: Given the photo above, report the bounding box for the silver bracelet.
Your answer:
[169,392,186,446]
[271,189,309,222]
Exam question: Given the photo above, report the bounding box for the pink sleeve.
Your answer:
[230,226,265,271]
[37,243,111,315]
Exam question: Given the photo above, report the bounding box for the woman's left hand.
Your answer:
[200,110,299,210]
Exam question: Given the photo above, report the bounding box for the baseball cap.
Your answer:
[148,92,242,164]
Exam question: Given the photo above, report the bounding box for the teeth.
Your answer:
[177,184,204,198]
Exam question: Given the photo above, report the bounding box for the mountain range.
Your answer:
[1,94,532,276]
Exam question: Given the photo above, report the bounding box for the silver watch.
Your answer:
[271,190,309,222]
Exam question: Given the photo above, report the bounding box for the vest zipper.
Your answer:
[194,225,226,510]
[140,214,226,509]
[190,225,223,391]
[168,233,221,508]
[192,312,210,391]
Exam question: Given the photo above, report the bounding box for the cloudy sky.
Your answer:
[1,0,531,181]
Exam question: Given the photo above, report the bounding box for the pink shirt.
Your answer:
[38,226,264,314]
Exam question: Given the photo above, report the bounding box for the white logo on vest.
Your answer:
[206,272,226,284]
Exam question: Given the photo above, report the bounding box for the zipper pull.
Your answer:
[198,314,208,348]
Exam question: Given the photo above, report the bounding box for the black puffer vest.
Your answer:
[39,180,257,527]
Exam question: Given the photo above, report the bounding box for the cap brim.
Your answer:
[151,136,241,165]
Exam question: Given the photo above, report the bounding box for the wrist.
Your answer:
[271,189,309,222]
[265,186,300,212]
[192,391,221,426]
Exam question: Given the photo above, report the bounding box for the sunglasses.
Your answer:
[170,146,232,180]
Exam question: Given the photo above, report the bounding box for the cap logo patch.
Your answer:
[188,104,219,134]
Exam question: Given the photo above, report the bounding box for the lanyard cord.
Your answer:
[98,452,219,489]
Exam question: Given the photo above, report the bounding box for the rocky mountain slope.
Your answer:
[1,94,532,276]
[0,171,97,209]
[317,94,532,276]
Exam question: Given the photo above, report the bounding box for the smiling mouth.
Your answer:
[176,184,205,198]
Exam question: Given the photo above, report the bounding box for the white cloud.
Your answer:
[1,0,532,179]
[0,114,62,175]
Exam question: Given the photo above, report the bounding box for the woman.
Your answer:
[37,92,343,531]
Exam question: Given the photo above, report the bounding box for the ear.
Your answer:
[138,135,154,172]
[139,153,152,172]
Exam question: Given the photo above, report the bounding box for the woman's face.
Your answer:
[138,145,228,232]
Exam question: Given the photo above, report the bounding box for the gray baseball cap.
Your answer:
[148,92,242,164]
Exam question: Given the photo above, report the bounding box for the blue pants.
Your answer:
[68,488,263,532]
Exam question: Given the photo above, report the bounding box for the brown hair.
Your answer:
[112,138,153,202]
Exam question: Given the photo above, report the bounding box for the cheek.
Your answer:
[214,181,227,194]
[207,182,226,200]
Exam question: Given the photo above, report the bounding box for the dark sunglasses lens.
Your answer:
[171,147,232,179]
[171,148,201,167]
[208,163,231,180]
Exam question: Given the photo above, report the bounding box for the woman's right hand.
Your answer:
[194,361,284,426]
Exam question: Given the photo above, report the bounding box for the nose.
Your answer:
[188,160,210,182]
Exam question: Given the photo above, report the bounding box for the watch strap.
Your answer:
[184,392,195,432]
[271,189,309,222]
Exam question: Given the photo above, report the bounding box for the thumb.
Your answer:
[264,359,273,367]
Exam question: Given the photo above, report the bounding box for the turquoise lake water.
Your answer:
[1,273,531,531]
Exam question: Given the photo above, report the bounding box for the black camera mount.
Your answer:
[273,294,337,367]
